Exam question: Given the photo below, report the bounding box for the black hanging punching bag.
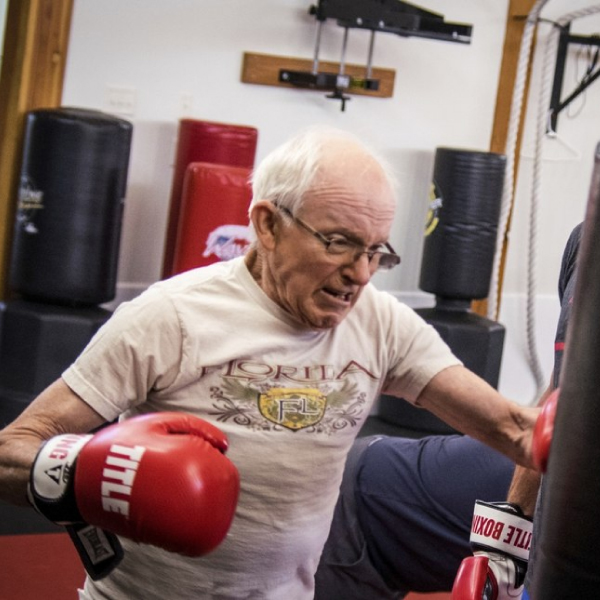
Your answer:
[376,147,507,436]
[9,108,133,306]
[532,143,600,598]
[419,147,506,301]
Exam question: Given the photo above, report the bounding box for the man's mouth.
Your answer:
[323,288,352,303]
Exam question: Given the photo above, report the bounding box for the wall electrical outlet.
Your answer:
[106,85,137,116]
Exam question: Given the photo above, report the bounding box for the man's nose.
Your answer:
[341,252,373,285]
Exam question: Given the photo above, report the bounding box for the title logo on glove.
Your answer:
[470,501,533,562]
[101,444,146,518]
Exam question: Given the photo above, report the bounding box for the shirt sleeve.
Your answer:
[379,298,462,404]
[62,285,183,421]
[554,222,583,387]
[558,222,582,304]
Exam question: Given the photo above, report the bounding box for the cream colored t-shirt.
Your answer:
[64,257,460,600]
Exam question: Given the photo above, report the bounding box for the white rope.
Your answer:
[487,0,550,322]
[556,5,600,27]
[524,4,600,401]
[527,23,561,398]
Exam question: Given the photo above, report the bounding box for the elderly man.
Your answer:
[0,126,539,599]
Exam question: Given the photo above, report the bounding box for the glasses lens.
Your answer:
[326,239,355,256]
[377,253,401,270]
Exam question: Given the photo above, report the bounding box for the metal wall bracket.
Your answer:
[549,24,600,132]
[278,70,379,92]
[241,52,395,101]
[301,1,472,110]
[241,1,472,112]
[278,69,379,111]
[309,0,472,44]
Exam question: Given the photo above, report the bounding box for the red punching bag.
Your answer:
[170,163,253,276]
[162,119,258,278]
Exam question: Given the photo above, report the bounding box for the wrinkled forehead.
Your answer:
[309,139,396,209]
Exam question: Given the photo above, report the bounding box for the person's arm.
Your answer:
[1,376,240,578]
[505,465,540,517]
[505,381,555,515]
[0,377,106,506]
[415,365,539,469]
[447,380,554,599]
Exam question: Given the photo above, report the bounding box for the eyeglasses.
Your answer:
[277,206,401,271]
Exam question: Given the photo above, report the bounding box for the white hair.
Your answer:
[248,126,398,219]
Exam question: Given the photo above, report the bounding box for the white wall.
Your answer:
[61,0,600,405]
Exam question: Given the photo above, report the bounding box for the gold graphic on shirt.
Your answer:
[209,377,367,435]
[258,388,326,430]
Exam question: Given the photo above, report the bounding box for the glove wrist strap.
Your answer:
[28,433,92,523]
[66,523,124,580]
[470,500,533,562]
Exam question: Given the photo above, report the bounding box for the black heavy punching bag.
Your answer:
[532,143,600,598]
[9,108,133,305]
[420,147,506,301]
[377,148,506,436]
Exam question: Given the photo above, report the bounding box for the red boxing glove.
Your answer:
[452,501,532,600]
[532,388,559,472]
[452,555,489,599]
[29,412,240,557]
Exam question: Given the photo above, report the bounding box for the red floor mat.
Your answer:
[0,533,85,600]
[0,532,452,600]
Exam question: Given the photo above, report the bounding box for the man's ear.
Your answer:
[250,201,279,251]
